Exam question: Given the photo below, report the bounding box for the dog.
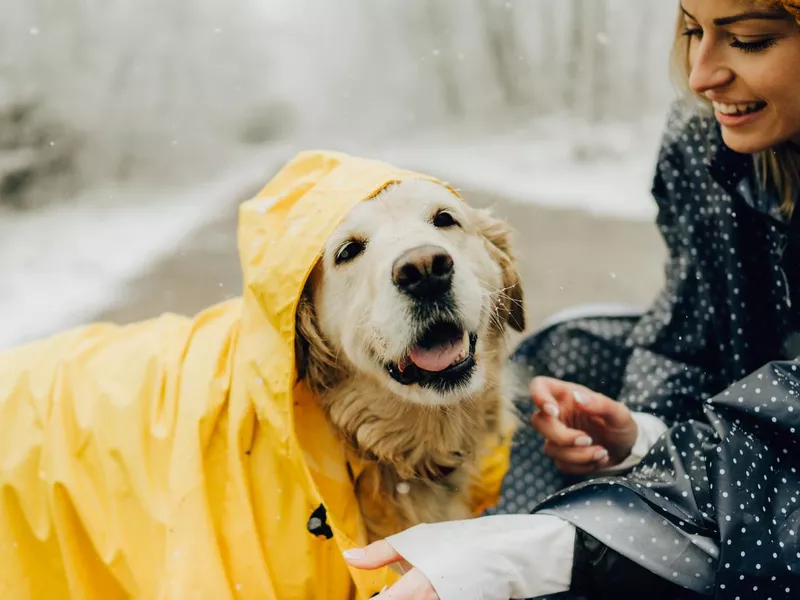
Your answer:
[294,179,525,542]
[0,157,525,598]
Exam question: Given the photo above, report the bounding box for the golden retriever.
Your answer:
[295,179,525,542]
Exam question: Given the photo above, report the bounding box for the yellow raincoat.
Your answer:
[0,151,512,600]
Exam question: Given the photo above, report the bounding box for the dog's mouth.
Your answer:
[386,321,477,390]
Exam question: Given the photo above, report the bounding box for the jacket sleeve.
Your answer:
[615,105,725,425]
[538,360,800,599]
[569,528,705,600]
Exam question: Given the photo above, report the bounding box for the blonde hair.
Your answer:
[670,1,800,217]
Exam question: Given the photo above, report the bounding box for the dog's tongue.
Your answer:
[409,339,463,372]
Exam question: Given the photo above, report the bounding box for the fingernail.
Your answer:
[543,403,560,418]
[573,390,588,405]
[593,449,609,461]
[575,436,593,447]
[343,549,366,560]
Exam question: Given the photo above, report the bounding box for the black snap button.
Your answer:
[306,503,333,540]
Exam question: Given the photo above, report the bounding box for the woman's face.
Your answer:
[682,0,800,153]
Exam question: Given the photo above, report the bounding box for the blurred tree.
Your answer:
[426,0,464,117]
[0,102,80,210]
[477,0,526,109]
[588,0,609,123]
[535,0,559,113]
[564,0,587,112]
[632,1,657,119]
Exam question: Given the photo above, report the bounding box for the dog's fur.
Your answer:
[294,180,525,541]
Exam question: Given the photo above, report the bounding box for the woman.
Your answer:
[345,1,800,598]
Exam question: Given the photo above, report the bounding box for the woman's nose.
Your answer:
[688,40,734,95]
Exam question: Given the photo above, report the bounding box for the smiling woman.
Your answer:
[674,0,800,212]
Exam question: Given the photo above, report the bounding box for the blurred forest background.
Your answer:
[0,0,677,209]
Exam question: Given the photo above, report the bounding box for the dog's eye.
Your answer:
[433,210,459,228]
[334,240,365,265]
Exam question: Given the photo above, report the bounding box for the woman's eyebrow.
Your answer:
[681,5,789,26]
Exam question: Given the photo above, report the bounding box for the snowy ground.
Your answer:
[373,114,663,222]
[0,145,291,350]
[0,117,665,351]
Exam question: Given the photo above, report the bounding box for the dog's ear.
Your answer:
[295,284,342,392]
[474,207,526,332]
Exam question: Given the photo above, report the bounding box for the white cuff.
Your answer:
[595,411,669,474]
[386,514,575,600]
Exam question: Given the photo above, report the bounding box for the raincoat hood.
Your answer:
[0,150,510,600]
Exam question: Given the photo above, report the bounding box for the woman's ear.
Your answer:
[473,207,526,332]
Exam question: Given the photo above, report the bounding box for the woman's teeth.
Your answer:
[712,101,764,116]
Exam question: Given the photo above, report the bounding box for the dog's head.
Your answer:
[295,179,524,406]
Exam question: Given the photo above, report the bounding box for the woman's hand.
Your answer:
[530,376,638,474]
[344,541,439,600]
[344,515,575,600]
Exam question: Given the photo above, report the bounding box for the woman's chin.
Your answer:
[719,128,774,155]
[719,122,800,155]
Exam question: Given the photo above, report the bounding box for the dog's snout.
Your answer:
[392,245,454,299]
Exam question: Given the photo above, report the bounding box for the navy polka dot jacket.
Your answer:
[516,102,800,599]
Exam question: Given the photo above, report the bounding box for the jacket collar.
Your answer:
[707,130,751,199]
[706,123,795,227]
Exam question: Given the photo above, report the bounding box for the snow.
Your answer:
[0,146,288,350]
[373,115,663,222]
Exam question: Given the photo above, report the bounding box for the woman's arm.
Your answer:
[347,513,704,600]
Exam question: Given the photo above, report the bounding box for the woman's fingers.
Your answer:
[529,376,575,417]
[371,568,440,600]
[544,439,609,465]
[530,377,619,471]
[572,388,634,430]
[343,540,401,569]
[531,409,589,446]
[345,543,433,598]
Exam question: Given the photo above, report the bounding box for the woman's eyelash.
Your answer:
[730,38,778,53]
[682,27,777,53]
[682,27,702,39]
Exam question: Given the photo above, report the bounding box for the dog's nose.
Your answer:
[392,245,454,299]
